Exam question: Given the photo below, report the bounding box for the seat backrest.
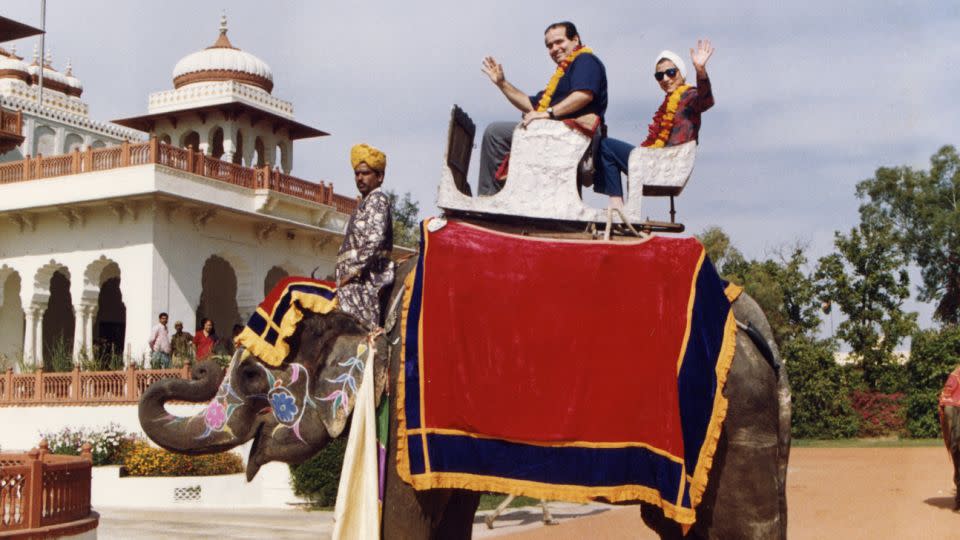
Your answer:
[627,141,698,197]
[445,105,475,196]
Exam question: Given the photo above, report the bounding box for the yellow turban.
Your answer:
[350,143,386,173]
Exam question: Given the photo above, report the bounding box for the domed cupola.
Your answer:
[0,46,31,84]
[63,60,83,97]
[172,15,273,93]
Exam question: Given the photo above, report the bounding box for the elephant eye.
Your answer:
[242,367,259,380]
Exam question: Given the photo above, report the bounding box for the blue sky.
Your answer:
[4,0,957,330]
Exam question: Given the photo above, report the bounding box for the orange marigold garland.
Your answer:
[641,84,691,147]
[536,46,594,112]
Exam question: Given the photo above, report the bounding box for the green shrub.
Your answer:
[44,338,74,372]
[785,335,859,438]
[40,423,137,466]
[289,435,348,507]
[905,325,960,437]
[123,440,244,476]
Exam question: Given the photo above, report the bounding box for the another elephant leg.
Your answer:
[485,494,515,529]
[539,499,553,524]
[945,406,960,510]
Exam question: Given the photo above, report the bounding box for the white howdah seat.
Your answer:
[436,106,697,231]
[627,141,698,227]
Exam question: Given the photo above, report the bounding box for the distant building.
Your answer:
[0,16,364,369]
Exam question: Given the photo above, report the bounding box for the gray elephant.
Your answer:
[139,258,790,539]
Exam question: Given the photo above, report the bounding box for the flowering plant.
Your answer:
[40,423,138,466]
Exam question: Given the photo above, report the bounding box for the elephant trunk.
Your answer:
[138,360,258,454]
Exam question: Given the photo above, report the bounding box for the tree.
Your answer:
[698,226,745,273]
[814,212,917,392]
[786,335,859,439]
[384,190,420,248]
[698,228,821,345]
[905,325,960,437]
[857,145,960,323]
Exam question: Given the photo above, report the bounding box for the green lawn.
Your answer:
[793,438,942,448]
[477,494,542,511]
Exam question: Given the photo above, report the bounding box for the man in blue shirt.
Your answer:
[479,21,607,195]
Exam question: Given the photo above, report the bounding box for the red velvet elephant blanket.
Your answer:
[397,218,741,526]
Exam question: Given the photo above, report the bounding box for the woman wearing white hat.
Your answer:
[595,40,715,208]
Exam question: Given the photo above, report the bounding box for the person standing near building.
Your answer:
[193,318,217,361]
[335,143,395,327]
[148,312,172,368]
[170,320,194,367]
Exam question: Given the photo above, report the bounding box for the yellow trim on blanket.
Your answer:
[395,268,418,484]
[236,280,338,367]
[676,247,707,375]
[403,427,684,463]
[724,283,743,303]
[402,470,698,525]
[686,309,738,509]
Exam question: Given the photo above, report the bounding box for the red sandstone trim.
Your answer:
[173,69,273,93]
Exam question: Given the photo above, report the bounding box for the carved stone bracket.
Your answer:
[254,222,278,243]
[160,201,181,223]
[110,201,138,223]
[8,212,37,232]
[191,208,216,230]
[58,207,86,229]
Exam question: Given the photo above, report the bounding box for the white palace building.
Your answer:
[0,16,363,369]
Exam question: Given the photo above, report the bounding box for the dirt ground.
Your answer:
[500,446,960,539]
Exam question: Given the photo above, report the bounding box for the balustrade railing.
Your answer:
[0,440,93,534]
[0,138,359,214]
[0,364,194,406]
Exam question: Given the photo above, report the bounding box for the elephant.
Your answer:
[139,257,790,539]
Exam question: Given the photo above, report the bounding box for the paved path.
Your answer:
[96,501,612,539]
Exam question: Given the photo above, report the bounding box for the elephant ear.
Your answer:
[314,333,389,438]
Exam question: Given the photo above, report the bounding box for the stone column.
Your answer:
[23,309,36,367]
[72,303,96,364]
[222,122,237,163]
[22,117,35,156]
[54,126,66,155]
[198,127,211,156]
[32,306,44,368]
[85,306,96,359]
[280,143,293,174]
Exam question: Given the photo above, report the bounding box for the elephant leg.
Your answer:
[953,447,960,511]
[639,503,690,540]
[433,490,481,539]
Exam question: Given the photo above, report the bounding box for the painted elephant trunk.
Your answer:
[138,360,259,454]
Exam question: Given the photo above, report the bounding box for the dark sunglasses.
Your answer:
[654,68,679,81]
